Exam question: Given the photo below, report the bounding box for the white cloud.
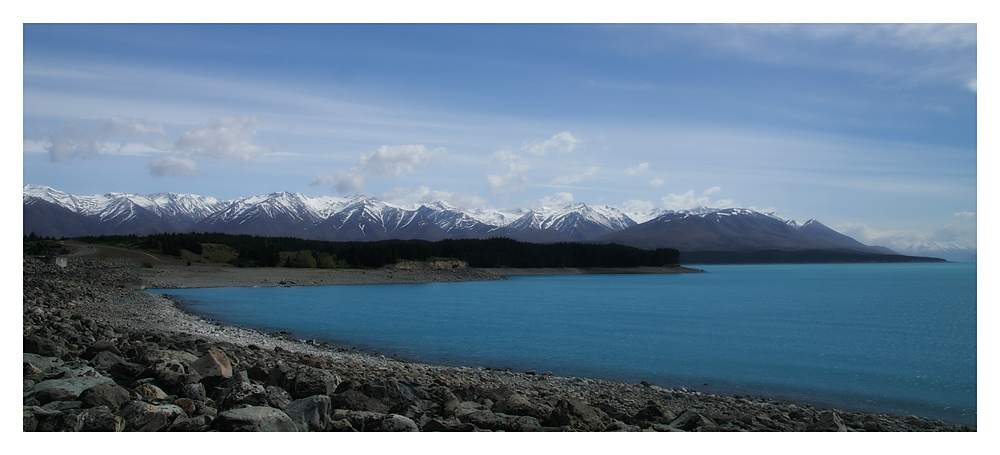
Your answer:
[487,149,532,194]
[620,199,656,214]
[834,220,977,253]
[551,166,600,185]
[524,131,580,156]
[312,144,445,194]
[44,116,164,161]
[173,116,272,164]
[539,192,575,208]
[384,186,486,210]
[660,188,734,211]
[953,211,976,218]
[649,178,665,187]
[625,162,649,175]
[147,156,200,178]
[358,144,446,176]
[310,170,365,194]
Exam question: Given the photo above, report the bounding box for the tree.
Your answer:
[293,250,317,268]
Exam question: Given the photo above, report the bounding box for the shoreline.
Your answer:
[23,258,975,431]
[140,263,704,289]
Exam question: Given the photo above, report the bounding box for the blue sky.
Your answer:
[21,20,978,252]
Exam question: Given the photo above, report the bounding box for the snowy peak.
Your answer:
[23,185,893,258]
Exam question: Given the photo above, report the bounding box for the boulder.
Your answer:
[284,395,333,431]
[34,387,78,404]
[211,406,298,432]
[134,383,169,401]
[24,334,65,358]
[270,364,342,399]
[88,351,125,371]
[117,401,186,432]
[30,376,113,399]
[807,411,847,432]
[83,340,123,360]
[264,386,293,410]
[79,382,130,410]
[493,393,552,420]
[214,371,268,411]
[330,409,419,432]
[544,398,609,431]
[76,406,125,431]
[668,410,719,432]
[458,410,541,431]
[190,347,233,379]
[329,388,392,413]
[168,414,212,431]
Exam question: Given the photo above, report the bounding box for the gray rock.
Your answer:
[544,398,609,431]
[169,414,212,431]
[34,387,78,404]
[284,395,333,431]
[190,347,233,379]
[807,411,847,432]
[79,382,130,409]
[271,364,342,399]
[134,383,169,401]
[24,353,64,373]
[328,388,391,413]
[76,406,125,431]
[379,414,420,432]
[211,406,298,432]
[118,401,186,432]
[493,393,552,420]
[214,371,268,411]
[88,350,125,371]
[30,376,113,398]
[24,334,64,358]
[83,340,123,360]
[265,385,293,410]
[459,410,541,431]
[668,409,718,431]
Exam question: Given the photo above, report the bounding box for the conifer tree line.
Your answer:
[70,233,681,269]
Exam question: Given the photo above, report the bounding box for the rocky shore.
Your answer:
[23,258,975,432]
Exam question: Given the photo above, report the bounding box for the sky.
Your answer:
[19,14,980,253]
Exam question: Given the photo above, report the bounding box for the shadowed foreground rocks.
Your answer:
[23,258,975,432]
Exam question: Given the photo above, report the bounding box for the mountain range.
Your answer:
[23,184,945,262]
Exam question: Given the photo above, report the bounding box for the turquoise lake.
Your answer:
[149,262,977,425]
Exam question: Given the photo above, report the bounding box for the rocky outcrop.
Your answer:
[23,258,976,432]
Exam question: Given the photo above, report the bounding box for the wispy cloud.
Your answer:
[43,116,164,161]
[147,156,200,178]
[661,188,735,211]
[625,162,649,175]
[524,131,580,156]
[551,166,600,185]
[171,116,272,164]
[312,144,446,195]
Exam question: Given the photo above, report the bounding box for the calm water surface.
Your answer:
[150,263,976,425]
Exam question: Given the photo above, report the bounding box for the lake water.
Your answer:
[149,263,977,425]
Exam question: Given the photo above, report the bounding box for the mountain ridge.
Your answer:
[23,184,914,258]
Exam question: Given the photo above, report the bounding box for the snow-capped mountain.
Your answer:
[24,185,917,259]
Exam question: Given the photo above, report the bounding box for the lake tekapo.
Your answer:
[150,262,976,425]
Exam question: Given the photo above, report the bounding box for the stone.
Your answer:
[284,395,333,432]
[24,334,65,358]
[168,414,212,431]
[458,410,541,431]
[76,406,125,431]
[173,398,196,417]
[271,364,342,399]
[118,401,186,432]
[30,376,113,398]
[379,414,420,432]
[190,347,233,379]
[214,371,268,411]
[134,383,169,401]
[669,410,718,432]
[83,340,123,360]
[88,350,125,371]
[265,386,293,410]
[177,382,208,401]
[34,387,78,404]
[807,411,847,432]
[107,361,145,382]
[79,382,131,410]
[493,393,552,420]
[327,418,357,432]
[328,388,391,413]
[544,398,609,431]
[211,406,298,432]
